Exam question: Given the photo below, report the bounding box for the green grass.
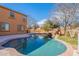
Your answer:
[58,33,78,49]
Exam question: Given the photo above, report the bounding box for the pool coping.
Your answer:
[56,39,74,56]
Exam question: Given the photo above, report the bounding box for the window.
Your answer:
[17,25,24,31]
[0,23,10,31]
[9,11,15,18]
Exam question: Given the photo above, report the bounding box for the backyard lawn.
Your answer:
[58,33,78,49]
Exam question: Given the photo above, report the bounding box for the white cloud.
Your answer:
[37,19,47,26]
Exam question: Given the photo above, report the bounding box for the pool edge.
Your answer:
[56,39,74,56]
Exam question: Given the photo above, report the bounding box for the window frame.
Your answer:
[17,25,25,32]
[0,22,10,32]
[9,11,16,19]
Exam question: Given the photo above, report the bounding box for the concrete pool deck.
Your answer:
[0,34,30,46]
[0,34,75,56]
[0,48,22,56]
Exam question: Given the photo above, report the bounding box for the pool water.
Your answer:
[2,35,67,56]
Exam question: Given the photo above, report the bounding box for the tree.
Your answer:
[50,17,60,28]
[32,23,39,29]
[26,15,39,29]
[42,20,54,31]
[54,3,79,34]
[42,19,60,31]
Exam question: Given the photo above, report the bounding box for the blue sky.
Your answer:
[0,3,56,22]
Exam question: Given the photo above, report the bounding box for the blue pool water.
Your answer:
[2,35,67,56]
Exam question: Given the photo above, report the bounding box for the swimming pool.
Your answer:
[2,35,67,56]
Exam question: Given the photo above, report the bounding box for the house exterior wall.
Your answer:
[0,6,27,35]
